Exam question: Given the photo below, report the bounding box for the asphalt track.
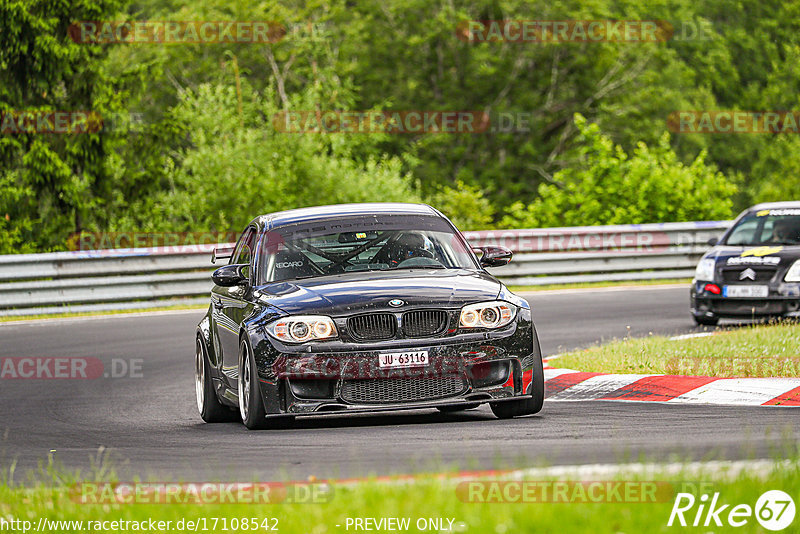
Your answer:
[1,285,798,481]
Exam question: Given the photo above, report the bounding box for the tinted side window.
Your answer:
[232,227,255,265]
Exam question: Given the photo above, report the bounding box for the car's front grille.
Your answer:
[348,313,396,341]
[340,376,468,404]
[721,266,777,283]
[710,300,785,315]
[403,310,448,338]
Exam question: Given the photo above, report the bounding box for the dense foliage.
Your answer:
[1,0,799,252]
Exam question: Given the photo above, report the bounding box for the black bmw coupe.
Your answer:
[195,203,545,429]
[691,201,800,325]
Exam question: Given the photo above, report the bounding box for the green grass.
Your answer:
[2,456,799,533]
[554,323,800,377]
[509,278,691,292]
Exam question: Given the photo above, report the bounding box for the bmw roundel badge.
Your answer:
[388,299,405,307]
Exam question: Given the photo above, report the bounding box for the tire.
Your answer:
[436,403,480,413]
[490,353,545,419]
[692,314,719,326]
[195,337,236,423]
[238,337,295,430]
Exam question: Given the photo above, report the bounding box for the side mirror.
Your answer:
[707,237,719,247]
[211,246,235,264]
[476,246,513,268]
[212,264,249,287]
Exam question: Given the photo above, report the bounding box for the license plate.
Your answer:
[723,285,769,298]
[378,350,429,368]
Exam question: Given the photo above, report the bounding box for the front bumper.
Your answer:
[248,314,539,416]
[690,281,800,318]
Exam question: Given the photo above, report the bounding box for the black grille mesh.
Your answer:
[348,313,396,341]
[341,376,467,404]
[721,267,777,283]
[403,310,448,338]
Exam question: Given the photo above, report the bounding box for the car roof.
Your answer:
[745,201,800,212]
[250,203,441,230]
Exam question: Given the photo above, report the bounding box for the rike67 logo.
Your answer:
[668,490,795,530]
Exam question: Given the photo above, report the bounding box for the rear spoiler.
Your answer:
[211,246,235,264]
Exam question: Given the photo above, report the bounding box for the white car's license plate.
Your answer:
[723,285,769,298]
[378,350,429,368]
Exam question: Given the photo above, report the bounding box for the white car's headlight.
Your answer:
[459,301,516,329]
[785,260,800,282]
[267,316,338,343]
[695,258,716,282]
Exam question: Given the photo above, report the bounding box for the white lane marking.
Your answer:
[509,459,793,481]
[335,459,793,488]
[669,332,716,340]
[669,378,800,405]
[547,373,653,400]
[543,368,579,380]
[0,308,206,328]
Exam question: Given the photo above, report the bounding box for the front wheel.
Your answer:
[238,338,269,429]
[490,354,545,419]
[238,337,295,430]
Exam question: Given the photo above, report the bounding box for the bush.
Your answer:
[426,180,494,231]
[116,83,420,232]
[499,114,737,229]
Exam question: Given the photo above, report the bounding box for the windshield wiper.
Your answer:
[391,265,446,270]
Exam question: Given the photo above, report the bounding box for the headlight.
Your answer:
[695,258,716,282]
[267,316,338,343]
[785,260,800,282]
[459,301,516,329]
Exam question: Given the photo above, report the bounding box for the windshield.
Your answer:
[724,209,800,246]
[257,214,478,283]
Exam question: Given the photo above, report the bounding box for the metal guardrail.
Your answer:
[0,221,731,316]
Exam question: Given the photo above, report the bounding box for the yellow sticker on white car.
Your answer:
[741,246,783,257]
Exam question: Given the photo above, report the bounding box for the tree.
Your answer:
[499,115,736,228]
[0,0,124,252]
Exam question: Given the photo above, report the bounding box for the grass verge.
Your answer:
[554,322,800,377]
[2,458,799,533]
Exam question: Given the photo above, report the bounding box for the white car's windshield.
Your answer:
[257,215,478,283]
[724,209,800,246]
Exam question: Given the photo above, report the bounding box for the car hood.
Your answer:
[705,245,800,269]
[254,269,502,316]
